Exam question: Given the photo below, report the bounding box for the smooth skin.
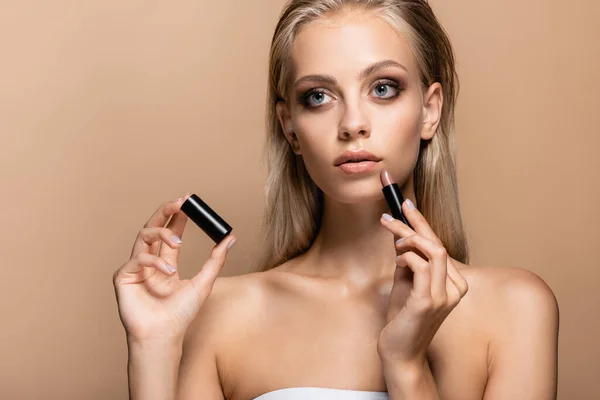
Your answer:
[114,8,559,400]
[113,194,237,399]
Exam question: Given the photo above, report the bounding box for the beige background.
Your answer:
[1,0,598,398]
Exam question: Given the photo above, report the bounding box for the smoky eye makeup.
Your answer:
[296,76,406,109]
[371,78,404,98]
[297,89,330,108]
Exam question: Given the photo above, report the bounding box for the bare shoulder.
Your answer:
[182,268,284,350]
[455,266,559,396]
[177,269,286,398]
[460,265,558,313]
[458,264,559,343]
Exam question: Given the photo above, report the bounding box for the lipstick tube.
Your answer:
[380,170,413,229]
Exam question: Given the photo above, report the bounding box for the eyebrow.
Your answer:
[293,59,408,88]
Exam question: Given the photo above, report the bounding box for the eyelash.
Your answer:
[299,79,404,109]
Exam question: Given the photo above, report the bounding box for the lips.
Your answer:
[333,149,382,166]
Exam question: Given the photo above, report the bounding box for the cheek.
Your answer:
[293,111,338,161]
[375,99,422,139]
[372,102,423,183]
[374,101,422,151]
[295,131,333,179]
[290,112,339,188]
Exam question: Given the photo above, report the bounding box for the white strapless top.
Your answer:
[253,387,389,399]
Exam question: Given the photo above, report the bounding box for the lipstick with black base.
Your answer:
[380,170,413,229]
[181,194,232,244]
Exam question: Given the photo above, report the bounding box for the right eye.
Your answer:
[302,89,333,108]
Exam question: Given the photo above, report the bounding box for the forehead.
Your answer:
[290,11,417,79]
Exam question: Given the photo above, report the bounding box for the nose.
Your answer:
[338,101,371,140]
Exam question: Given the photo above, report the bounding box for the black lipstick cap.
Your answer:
[180,194,232,244]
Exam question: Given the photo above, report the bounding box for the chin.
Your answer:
[323,179,384,205]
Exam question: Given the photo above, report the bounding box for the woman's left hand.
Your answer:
[377,199,469,370]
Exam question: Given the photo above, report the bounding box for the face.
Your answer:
[276,10,442,204]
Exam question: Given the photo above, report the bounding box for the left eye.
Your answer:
[372,84,398,98]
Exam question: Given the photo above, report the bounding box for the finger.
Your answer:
[446,258,469,298]
[130,195,191,258]
[168,196,191,239]
[114,253,176,285]
[159,205,189,266]
[380,213,416,240]
[445,272,463,307]
[131,226,184,259]
[402,199,442,245]
[144,196,190,229]
[396,234,448,302]
[183,234,236,302]
[395,250,431,301]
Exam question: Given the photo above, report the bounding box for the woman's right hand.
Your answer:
[112,194,236,344]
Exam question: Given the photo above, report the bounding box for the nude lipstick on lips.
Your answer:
[380,170,413,229]
[334,149,382,175]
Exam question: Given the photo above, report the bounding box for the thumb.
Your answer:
[181,235,237,305]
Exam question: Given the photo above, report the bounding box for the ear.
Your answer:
[276,101,301,155]
[421,82,443,141]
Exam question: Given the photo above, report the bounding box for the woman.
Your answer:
[113,1,559,399]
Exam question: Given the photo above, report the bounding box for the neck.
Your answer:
[297,180,416,288]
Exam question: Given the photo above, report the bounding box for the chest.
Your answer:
[219,298,489,400]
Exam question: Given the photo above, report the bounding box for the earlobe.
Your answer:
[421,83,443,141]
[275,101,302,155]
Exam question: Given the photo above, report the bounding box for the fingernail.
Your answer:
[406,199,416,210]
[396,238,404,245]
[227,238,236,249]
[172,235,182,244]
[382,213,394,222]
[166,264,176,273]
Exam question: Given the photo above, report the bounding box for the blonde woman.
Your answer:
[113,1,559,399]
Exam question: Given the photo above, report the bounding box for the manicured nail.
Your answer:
[166,264,176,273]
[382,213,394,222]
[172,235,182,244]
[406,199,415,210]
[396,238,404,245]
[227,238,236,249]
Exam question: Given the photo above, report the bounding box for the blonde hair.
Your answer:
[255,0,468,271]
